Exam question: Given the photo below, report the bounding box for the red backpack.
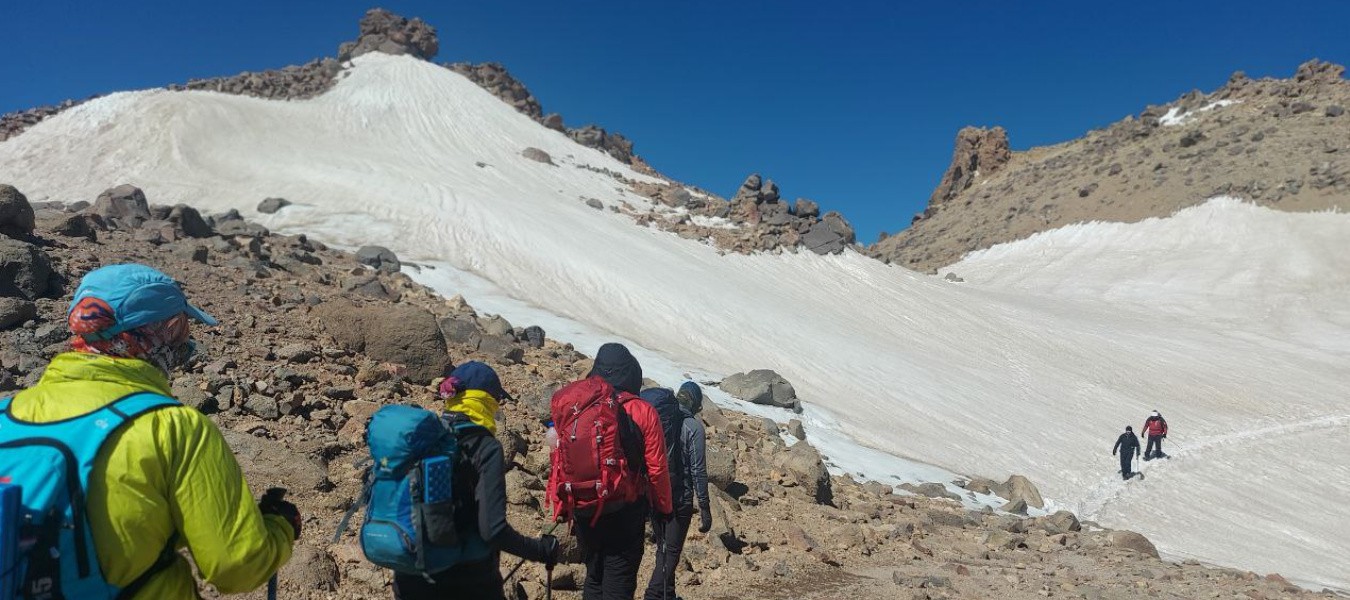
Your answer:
[549,376,643,524]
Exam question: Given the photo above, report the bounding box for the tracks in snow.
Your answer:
[1074,413,1350,521]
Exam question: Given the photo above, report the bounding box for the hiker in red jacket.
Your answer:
[1142,410,1169,460]
[547,343,673,600]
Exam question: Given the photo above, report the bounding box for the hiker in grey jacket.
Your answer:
[642,381,712,600]
[678,382,712,533]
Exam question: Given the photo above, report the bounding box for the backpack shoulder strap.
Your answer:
[0,396,13,413]
[105,392,181,419]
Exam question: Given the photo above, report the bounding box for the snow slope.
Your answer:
[2,54,1347,589]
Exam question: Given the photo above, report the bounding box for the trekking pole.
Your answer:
[261,487,287,600]
[545,562,554,600]
[658,516,668,600]
[504,521,561,582]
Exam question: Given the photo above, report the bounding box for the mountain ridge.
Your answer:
[870,59,1349,272]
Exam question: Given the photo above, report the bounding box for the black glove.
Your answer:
[698,504,713,533]
[540,534,559,569]
[258,487,301,541]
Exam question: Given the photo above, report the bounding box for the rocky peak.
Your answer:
[566,125,636,164]
[1293,59,1345,85]
[446,62,543,120]
[338,8,439,62]
[929,126,1011,207]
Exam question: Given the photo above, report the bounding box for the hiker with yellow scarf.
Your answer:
[392,361,559,600]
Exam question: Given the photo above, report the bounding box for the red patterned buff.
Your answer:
[69,297,190,370]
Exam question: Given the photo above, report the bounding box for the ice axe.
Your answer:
[261,487,288,600]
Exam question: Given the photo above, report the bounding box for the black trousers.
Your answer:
[576,501,649,600]
[1119,453,1135,479]
[1146,435,1163,457]
[392,555,504,600]
[642,504,693,600]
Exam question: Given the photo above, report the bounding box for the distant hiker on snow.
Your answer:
[386,361,559,600]
[548,343,673,600]
[0,264,297,599]
[1113,426,1143,480]
[1142,410,1169,460]
[640,381,713,600]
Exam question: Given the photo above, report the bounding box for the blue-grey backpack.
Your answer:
[0,392,182,600]
[334,404,490,580]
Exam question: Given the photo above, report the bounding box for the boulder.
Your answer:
[1107,530,1159,558]
[439,315,483,350]
[90,184,152,229]
[48,213,99,240]
[0,297,36,330]
[1327,105,1346,117]
[1042,510,1082,533]
[478,314,515,338]
[802,221,847,255]
[793,198,819,219]
[243,395,281,420]
[584,198,604,210]
[962,477,996,495]
[760,179,781,203]
[167,204,213,238]
[786,419,806,440]
[356,245,400,273]
[1001,475,1045,509]
[257,197,292,214]
[773,441,832,504]
[0,238,51,300]
[477,335,524,364]
[521,325,546,349]
[0,185,35,238]
[313,299,450,384]
[981,529,1025,550]
[521,147,554,165]
[705,443,737,490]
[900,482,960,502]
[720,369,800,412]
[1000,498,1028,515]
[820,211,855,244]
[338,8,439,62]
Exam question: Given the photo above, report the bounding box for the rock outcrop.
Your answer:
[626,173,857,256]
[446,62,543,120]
[338,9,439,62]
[927,126,1012,208]
[871,59,1350,273]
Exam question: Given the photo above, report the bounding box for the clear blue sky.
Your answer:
[4,1,1348,242]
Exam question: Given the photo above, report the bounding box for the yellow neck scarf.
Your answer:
[447,389,499,434]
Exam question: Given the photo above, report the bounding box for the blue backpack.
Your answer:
[0,392,181,600]
[335,405,490,579]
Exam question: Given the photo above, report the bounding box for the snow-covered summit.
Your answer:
[1,53,1347,589]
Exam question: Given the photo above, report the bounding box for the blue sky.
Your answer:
[4,1,1348,243]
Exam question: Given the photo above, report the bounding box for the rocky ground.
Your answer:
[0,182,1338,599]
[870,60,1350,273]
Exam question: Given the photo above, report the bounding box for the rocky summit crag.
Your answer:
[0,183,1337,599]
[870,59,1350,273]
